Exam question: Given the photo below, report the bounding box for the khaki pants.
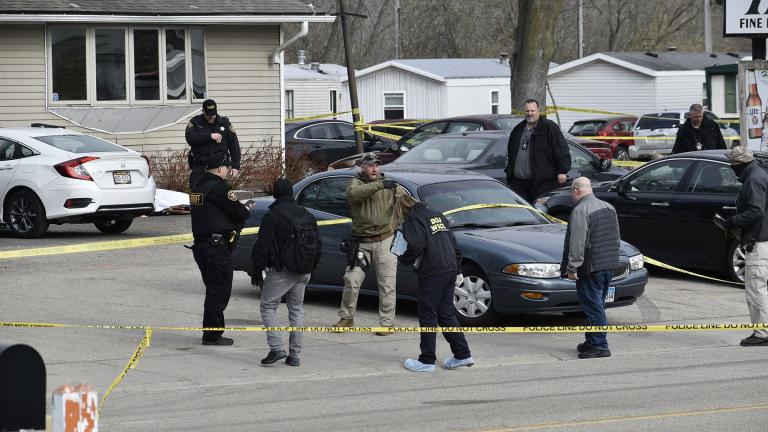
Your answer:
[339,235,397,326]
[745,241,768,337]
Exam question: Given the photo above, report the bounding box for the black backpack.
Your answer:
[273,207,320,274]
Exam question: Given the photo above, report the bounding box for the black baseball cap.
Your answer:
[202,99,217,116]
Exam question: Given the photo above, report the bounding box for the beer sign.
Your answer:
[738,60,768,150]
[725,0,768,36]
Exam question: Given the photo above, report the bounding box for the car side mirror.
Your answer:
[616,179,634,196]
[600,157,612,171]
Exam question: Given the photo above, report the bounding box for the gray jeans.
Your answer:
[745,241,768,337]
[260,269,311,357]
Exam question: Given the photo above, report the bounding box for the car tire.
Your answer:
[454,263,499,326]
[4,189,48,238]
[726,241,746,283]
[614,147,630,160]
[94,218,134,234]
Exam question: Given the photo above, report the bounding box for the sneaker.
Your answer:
[403,358,436,372]
[577,342,593,353]
[443,356,474,369]
[331,318,354,333]
[285,356,300,367]
[578,348,611,359]
[201,336,233,346]
[261,349,287,365]
[740,334,768,346]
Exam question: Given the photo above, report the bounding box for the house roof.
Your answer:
[349,59,514,83]
[549,52,746,77]
[285,64,349,81]
[0,1,335,23]
[0,0,318,15]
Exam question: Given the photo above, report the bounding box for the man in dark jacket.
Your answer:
[671,104,726,154]
[251,178,321,366]
[505,99,571,203]
[724,146,768,346]
[397,201,473,372]
[185,99,241,187]
[561,177,620,359]
[190,152,252,346]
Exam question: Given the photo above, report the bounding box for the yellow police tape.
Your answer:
[612,160,646,168]
[0,203,741,286]
[99,327,152,416]
[286,108,360,123]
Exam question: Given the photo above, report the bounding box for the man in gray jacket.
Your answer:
[561,177,620,359]
[724,145,768,346]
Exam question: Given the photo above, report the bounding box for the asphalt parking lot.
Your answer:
[2,215,768,431]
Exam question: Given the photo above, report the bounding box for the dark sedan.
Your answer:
[538,150,764,282]
[328,114,523,170]
[232,167,647,325]
[285,119,388,165]
[388,130,626,195]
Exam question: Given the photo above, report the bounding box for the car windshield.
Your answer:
[635,113,679,130]
[417,180,548,227]
[492,117,523,130]
[396,136,495,164]
[35,135,128,153]
[569,121,605,135]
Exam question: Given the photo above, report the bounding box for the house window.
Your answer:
[51,26,87,101]
[285,90,295,119]
[165,29,186,100]
[190,28,207,99]
[384,92,405,120]
[95,28,126,101]
[48,25,206,105]
[490,90,499,114]
[724,74,737,114]
[330,90,338,118]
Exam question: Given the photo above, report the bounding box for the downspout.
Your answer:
[273,21,309,176]
[272,21,309,64]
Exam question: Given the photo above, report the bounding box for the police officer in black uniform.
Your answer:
[398,201,474,372]
[190,152,253,345]
[185,99,241,187]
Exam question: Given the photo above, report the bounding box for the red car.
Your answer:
[568,116,637,160]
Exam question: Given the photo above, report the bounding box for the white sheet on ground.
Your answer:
[154,189,190,211]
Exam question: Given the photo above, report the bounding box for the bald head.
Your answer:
[570,177,593,202]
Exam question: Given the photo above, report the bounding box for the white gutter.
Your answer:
[272,21,309,64]
[0,14,335,24]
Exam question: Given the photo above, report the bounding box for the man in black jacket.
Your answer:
[185,99,241,187]
[251,178,321,366]
[397,202,473,372]
[505,99,571,203]
[190,152,253,346]
[725,146,768,346]
[671,104,726,154]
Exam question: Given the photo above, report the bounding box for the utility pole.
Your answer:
[704,0,712,52]
[577,0,583,58]
[338,0,364,153]
[394,0,401,59]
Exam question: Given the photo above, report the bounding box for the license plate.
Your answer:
[605,286,616,303]
[113,171,131,184]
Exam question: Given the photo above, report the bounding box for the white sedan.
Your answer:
[0,126,156,238]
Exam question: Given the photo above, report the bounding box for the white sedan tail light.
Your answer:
[54,156,100,181]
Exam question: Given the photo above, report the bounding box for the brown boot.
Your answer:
[331,318,354,332]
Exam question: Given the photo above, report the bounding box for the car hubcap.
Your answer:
[9,196,36,233]
[454,275,492,318]
[732,245,746,282]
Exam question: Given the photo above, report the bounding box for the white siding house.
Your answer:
[284,62,346,120]
[340,58,515,122]
[547,52,742,129]
[0,1,334,154]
